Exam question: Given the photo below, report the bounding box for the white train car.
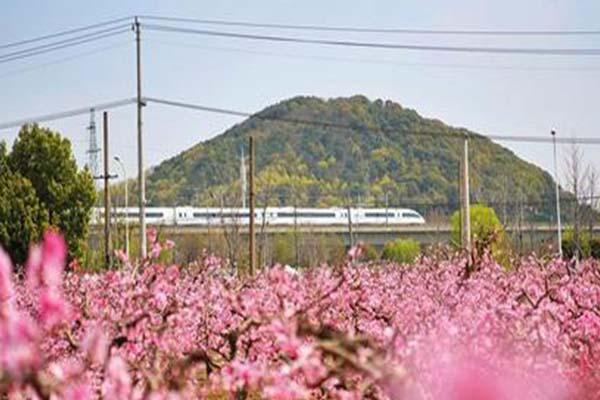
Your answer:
[265,207,344,226]
[91,207,176,225]
[92,207,426,226]
[354,208,425,225]
[175,207,255,226]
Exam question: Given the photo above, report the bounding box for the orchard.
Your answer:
[1,230,599,399]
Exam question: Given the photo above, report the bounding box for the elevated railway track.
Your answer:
[91,223,600,248]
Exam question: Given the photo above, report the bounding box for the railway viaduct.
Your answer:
[92,223,600,249]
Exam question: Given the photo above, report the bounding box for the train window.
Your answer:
[277,212,336,218]
[365,212,394,218]
[100,211,139,218]
[193,212,219,218]
[113,211,139,217]
[145,212,164,218]
[402,212,421,218]
[194,212,249,219]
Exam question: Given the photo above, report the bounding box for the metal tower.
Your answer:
[86,109,101,182]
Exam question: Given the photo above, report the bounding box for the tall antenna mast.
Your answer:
[240,145,247,208]
[86,108,100,185]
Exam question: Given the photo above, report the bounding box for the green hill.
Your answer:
[142,95,557,221]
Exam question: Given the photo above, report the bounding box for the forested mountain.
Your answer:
[142,95,557,220]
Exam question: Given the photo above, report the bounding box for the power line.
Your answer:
[0,98,136,131]
[0,41,131,80]
[0,24,129,60]
[143,96,600,145]
[265,194,599,209]
[0,16,132,50]
[485,134,600,144]
[146,97,249,117]
[0,26,131,65]
[3,96,593,146]
[148,39,600,73]
[143,23,600,56]
[139,15,600,37]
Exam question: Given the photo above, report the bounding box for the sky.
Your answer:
[1,0,600,194]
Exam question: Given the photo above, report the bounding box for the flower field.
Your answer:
[1,231,600,399]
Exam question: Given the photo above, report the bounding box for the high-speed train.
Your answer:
[92,207,426,226]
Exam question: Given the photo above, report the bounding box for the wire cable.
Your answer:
[256,190,600,209]
[0,16,132,50]
[147,39,600,72]
[0,27,131,65]
[0,41,131,80]
[0,24,129,59]
[143,97,600,145]
[139,15,600,36]
[143,24,600,56]
[0,24,130,61]
[0,98,136,130]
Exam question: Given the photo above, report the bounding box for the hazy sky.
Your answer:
[1,0,600,190]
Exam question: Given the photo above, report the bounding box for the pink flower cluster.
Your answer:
[1,233,600,399]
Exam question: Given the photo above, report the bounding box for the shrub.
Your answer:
[450,204,512,265]
[562,232,600,260]
[272,232,296,265]
[381,238,420,263]
[590,238,600,259]
[360,243,380,262]
[561,238,578,259]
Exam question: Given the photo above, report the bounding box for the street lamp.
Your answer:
[551,131,563,257]
[114,156,129,258]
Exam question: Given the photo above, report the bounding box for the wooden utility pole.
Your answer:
[248,136,256,275]
[103,111,111,268]
[135,16,146,258]
[461,136,471,253]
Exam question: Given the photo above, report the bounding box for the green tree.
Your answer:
[451,204,510,263]
[0,170,48,264]
[7,124,96,259]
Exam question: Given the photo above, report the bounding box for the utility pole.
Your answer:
[134,16,147,259]
[458,159,462,246]
[240,146,247,208]
[461,135,471,253]
[248,136,256,275]
[552,130,563,257]
[103,112,111,268]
